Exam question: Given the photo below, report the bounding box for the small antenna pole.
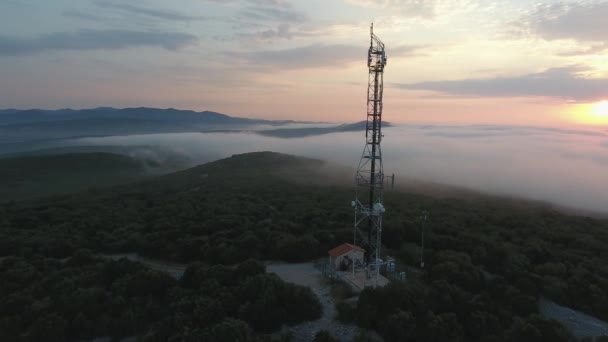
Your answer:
[420,211,429,269]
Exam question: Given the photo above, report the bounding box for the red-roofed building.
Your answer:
[328,243,365,271]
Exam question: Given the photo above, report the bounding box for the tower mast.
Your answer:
[353,23,387,285]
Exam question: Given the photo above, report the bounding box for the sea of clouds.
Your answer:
[66,124,608,214]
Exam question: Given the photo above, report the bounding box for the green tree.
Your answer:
[314,330,338,342]
[29,313,67,342]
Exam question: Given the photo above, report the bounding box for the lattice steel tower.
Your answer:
[353,23,387,282]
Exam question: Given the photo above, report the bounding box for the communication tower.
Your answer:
[352,23,388,285]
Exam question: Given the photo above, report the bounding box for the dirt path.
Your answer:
[540,298,608,339]
[267,262,358,342]
[101,253,186,279]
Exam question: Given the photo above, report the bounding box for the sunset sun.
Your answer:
[570,100,608,125]
[592,100,608,118]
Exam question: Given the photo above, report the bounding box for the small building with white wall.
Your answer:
[328,243,365,272]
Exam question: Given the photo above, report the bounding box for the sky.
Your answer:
[1,0,608,126]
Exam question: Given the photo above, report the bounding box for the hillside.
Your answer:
[0,107,301,145]
[1,152,608,341]
[0,152,159,202]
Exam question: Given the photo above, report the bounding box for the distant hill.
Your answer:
[0,107,385,145]
[0,152,163,201]
[0,107,388,160]
[0,107,304,144]
[256,121,393,138]
[0,107,264,126]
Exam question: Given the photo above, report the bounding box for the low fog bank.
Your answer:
[66,124,608,214]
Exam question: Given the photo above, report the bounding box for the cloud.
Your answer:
[237,23,350,41]
[239,5,307,22]
[232,44,361,68]
[3,0,35,8]
[395,65,608,101]
[201,0,305,22]
[416,124,607,139]
[63,10,107,22]
[343,0,478,19]
[198,0,310,41]
[65,124,608,214]
[514,1,608,42]
[239,23,313,40]
[391,44,428,57]
[556,43,608,57]
[255,24,296,39]
[230,43,424,68]
[235,21,376,42]
[203,0,293,5]
[344,0,436,18]
[0,30,198,56]
[92,1,209,22]
[247,0,294,7]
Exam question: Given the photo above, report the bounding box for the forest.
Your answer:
[1,151,608,341]
[0,153,153,201]
[0,256,320,341]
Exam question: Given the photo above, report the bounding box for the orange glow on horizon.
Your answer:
[565,101,608,126]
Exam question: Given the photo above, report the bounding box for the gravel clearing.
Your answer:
[540,297,608,339]
[267,262,358,342]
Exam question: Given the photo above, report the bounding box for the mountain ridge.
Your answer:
[0,107,320,145]
[0,107,313,125]
[0,107,375,150]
